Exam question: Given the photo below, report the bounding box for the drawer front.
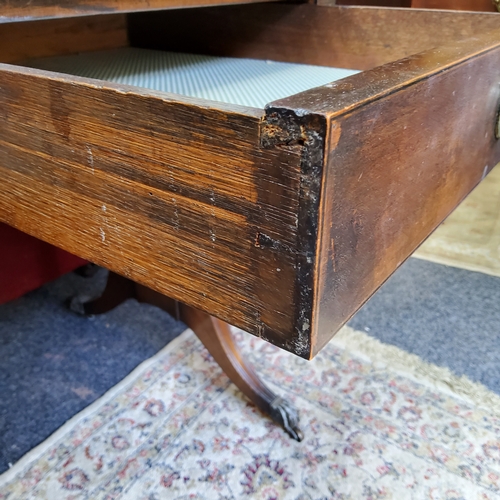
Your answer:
[317,50,500,354]
[265,23,500,356]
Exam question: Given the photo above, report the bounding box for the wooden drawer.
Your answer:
[1,4,500,358]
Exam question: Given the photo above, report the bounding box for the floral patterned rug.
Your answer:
[1,326,500,500]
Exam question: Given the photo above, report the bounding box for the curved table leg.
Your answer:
[180,304,303,442]
[68,271,136,315]
[70,271,303,441]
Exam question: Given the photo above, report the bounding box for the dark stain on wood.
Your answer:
[2,3,500,359]
[49,84,71,139]
[0,65,304,353]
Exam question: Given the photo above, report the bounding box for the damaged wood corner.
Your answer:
[259,106,329,359]
[260,109,307,149]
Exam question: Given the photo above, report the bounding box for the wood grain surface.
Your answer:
[335,0,410,5]
[411,0,496,11]
[335,0,495,9]
[0,0,276,22]
[128,4,500,70]
[2,4,500,358]
[0,66,308,353]
[264,25,500,356]
[0,15,128,64]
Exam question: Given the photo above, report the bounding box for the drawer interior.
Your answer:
[3,3,499,94]
[23,48,359,109]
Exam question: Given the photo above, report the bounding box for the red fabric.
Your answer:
[0,223,87,304]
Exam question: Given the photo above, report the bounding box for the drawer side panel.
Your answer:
[0,15,128,64]
[314,46,500,355]
[0,66,303,349]
[0,0,276,23]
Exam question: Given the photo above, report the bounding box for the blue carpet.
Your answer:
[1,257,500,474]
[0,269,185,474]
[349,258,500,393]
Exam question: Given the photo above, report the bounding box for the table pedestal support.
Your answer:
[69,271,303,441]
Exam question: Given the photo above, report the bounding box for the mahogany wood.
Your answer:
[179,304,303,441]
[264,23,500,355]
[0,0,276,23]
[0,64,303,353]
[128,4,500,71]
[411,0,496,11]
[336,0,410,5]
[2,5,500,358]
[72,271,303,440]
[0,15,128,64]
[334,0,495,8]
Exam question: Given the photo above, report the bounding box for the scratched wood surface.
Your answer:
[0,15,128,64]
[0,66,307,353]
[2,5,500,358]
[263,24,500,356]
[128,4,500,70]
[0,0,276,22]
